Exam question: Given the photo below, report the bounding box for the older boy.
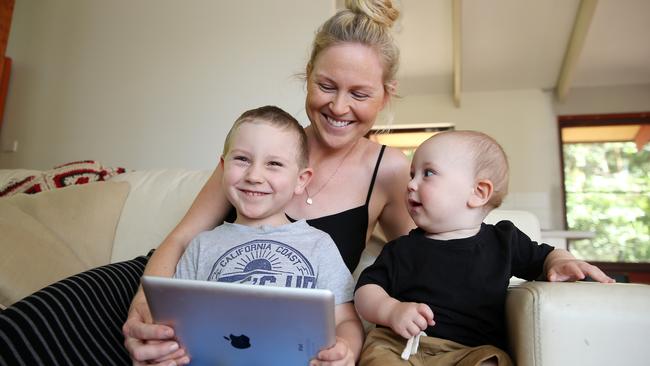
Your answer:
[174,106,363,365]
[354,130,614,366]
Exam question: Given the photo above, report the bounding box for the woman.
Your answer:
[0,1,413,365]
[125,1,413,365]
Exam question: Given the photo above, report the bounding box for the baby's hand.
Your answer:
[388,302,435,339]
[547,259,615,283]
[310,337,354,366]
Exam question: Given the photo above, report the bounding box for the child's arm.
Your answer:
[544,248,615,283]
[313,302,364,366]
[355,284,434,339]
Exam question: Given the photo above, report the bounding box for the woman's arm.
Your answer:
[124,165,233,365]
[148,165,233,277]
[374,147,415,241]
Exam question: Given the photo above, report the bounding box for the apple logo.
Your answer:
[224,334,251,349]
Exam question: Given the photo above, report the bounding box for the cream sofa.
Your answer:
[1,169,649,366]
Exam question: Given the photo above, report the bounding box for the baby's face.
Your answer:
[222,122,305,227]
[406,135,477,234]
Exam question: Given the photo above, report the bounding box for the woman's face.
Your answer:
[306,43,389,149]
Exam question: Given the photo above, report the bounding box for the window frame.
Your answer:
[558,112,650,275]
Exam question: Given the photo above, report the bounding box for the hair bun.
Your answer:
[346,0,400,28]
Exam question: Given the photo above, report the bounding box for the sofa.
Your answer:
[1,168,649,365]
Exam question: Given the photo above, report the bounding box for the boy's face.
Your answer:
[407,135,477,234]
[221,121,311,227]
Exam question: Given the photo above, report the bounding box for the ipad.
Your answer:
[141,276,336,365]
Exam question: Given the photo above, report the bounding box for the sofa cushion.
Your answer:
[0,181,130,306]
[0,161,126,197]
[0,169,42,196]
[0,253,150,365]
[485,209,541,242]
[110,170,212,263]
[506,281,650,366]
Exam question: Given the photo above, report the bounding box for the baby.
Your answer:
[354,130,614,366]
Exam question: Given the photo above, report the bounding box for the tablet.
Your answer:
[141,276,336,365]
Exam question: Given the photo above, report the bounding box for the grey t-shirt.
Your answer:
[175,220,354,305]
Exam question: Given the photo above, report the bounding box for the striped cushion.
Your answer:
[0,253,150,365]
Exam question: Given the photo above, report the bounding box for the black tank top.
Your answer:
[226,145,386,272]
[302,145,386,271]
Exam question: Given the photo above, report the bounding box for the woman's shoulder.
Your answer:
[375,144,410,187]
[360,139,409,173]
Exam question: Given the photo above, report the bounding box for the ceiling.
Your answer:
[385,0,650,101]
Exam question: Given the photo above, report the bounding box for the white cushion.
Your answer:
[506,281,650,366]
[485,209,541,242]
[109,170,212,262]
[0,182,129,306]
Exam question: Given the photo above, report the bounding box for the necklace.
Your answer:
[305,141,358,205]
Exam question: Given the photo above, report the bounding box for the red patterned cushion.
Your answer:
[0,175,40,196]
[0,161,126,197]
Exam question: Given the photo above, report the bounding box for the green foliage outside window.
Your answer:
[564,142,650,262]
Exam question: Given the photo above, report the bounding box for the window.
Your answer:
[559,113,650,264]
[367,123,455,160]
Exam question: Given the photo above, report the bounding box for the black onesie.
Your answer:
[356,221,554,349]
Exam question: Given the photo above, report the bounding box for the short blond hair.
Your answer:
[435,130,509,208]
[223,106,309,169]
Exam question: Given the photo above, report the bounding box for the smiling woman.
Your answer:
[1,1,415,365]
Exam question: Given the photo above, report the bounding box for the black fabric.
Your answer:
[355,221,554,349]
[0,253,151,366]
[285,145,386,272]
[224,205,237,224]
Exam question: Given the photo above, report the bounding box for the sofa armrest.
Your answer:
[506,281,650,366]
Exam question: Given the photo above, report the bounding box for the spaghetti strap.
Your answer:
[365,144,386,206]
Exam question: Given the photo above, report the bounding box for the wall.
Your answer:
[0,0,332,170]
[2,1,647,230]
[553,84,650,115]
[392,89,564,229]
[392,85,650,230]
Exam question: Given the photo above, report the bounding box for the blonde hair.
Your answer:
[306,0,400,93]
[436,130,510,209]
[223,106,309,169]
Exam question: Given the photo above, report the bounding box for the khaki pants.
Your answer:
[360,328,514,366]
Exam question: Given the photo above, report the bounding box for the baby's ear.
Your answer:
[294,167,313,195]
[468,179,493,208]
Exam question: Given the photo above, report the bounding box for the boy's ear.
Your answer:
[468,179,493,208]
[294,168,313,195]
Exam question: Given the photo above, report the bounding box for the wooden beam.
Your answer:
[452,0,461,107]
[556,0,598,103]
[1,0,15,131]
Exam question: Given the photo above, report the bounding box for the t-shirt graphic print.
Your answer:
[207,239,317,288]
[174,220,355,304]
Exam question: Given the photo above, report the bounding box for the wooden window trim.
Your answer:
[558,112,650,270]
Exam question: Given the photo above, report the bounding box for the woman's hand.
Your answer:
[122,292,189,365]
[310,336,355,366]
[387,302,435,339]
